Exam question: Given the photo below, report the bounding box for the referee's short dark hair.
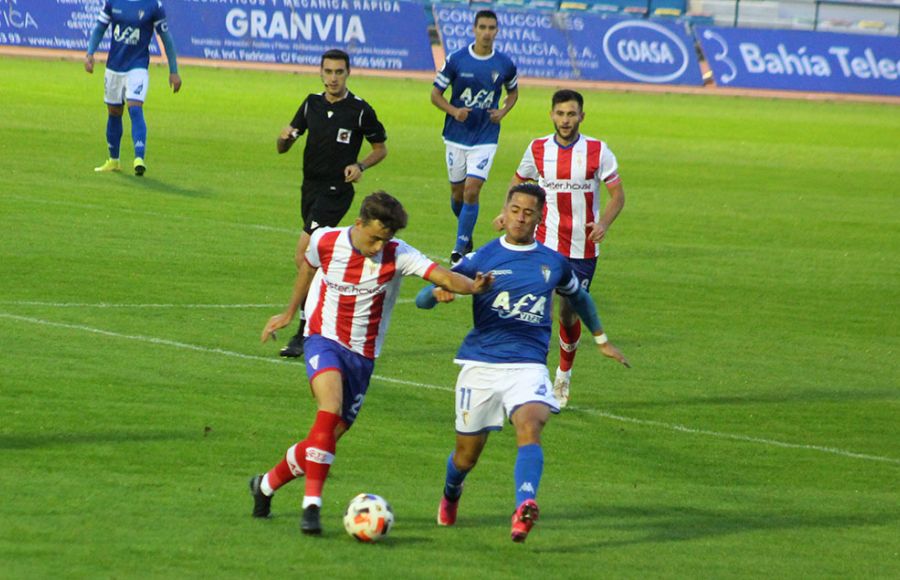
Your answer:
[474,10,498,25]
[552,89,584,110]
[321,49,350,72]
[507,183,546,211]
[360,191,408,233]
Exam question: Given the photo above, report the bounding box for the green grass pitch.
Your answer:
[1,56,898,578]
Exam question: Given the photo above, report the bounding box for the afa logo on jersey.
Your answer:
[458,88,495,110]
[113,24,141,46]
[491,291,547,324]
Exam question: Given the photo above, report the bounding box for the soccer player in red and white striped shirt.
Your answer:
[251,191,492,534]
[498,90,626,408]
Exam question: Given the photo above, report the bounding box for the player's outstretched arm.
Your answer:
[566,287,630,368]
[261,260,317,343]
[415,284,458,309]
[427,266,493,296]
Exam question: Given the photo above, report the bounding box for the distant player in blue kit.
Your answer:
[416,183,630,543]
[431,9,518,265]
[85,0,182,176]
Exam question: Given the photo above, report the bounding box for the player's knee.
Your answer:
[515,417,546,443]
[463,184,483,204]
[453,450,479,471]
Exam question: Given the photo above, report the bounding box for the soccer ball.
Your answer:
[343,493,394,542]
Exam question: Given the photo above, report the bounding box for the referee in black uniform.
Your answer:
[276,49,388,357]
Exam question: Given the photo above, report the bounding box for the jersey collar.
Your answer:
[468,43,495,61]
[553,133,582,150]
[500,237,537,252]
[321,89,353,104]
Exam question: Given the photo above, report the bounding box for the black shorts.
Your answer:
[301,181,355,234]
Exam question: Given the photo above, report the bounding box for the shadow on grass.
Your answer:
[122,173,216,198]
[530,504,900,553]
[0,430,196,450]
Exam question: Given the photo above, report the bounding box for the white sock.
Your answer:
[556,368,571,381]
[302,496,323,509]
[260,474,274,497]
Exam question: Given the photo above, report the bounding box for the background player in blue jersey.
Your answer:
[416,183,629,543]
[85,0,182,176]
[431,9,518,265]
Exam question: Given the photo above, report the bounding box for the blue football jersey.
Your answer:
[434,45,518,148]
[98,0,167,72]
[453,238,579,365]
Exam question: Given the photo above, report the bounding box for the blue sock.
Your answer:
[106,114,123,159]
[514,444,543,507]
[455,202,479,253]
[128,105,147,159]
[450,195,463,218]
[443,452,469,501]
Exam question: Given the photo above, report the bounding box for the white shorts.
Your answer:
[104,68,149,105]
[445,143,498,184]
[454,362,559,435]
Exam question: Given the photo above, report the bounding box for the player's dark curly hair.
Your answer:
[507,183,546,211]
[552,89,584,109]
[359,191,408,233]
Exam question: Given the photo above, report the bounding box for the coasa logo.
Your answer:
[602,20,690,83]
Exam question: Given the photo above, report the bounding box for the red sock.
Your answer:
[264,442,309,492]
[303,411,343,500]
[558,321,582,372]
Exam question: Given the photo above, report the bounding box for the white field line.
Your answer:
[1,311,897,466]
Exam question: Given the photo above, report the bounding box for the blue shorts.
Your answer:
[565,257,597,292]
[303,334,375,428]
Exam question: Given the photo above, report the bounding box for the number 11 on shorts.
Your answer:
[459,387,473,411]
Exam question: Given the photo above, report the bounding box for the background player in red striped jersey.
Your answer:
[251,191,492,535]
[495,90,626,407]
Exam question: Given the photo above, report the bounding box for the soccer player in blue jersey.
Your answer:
[431,9,518,265]
[84,0,182,176]
[416,183,629,543]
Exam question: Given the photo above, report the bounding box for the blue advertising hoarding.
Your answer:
[164,0,434,71]
[0,0,433,72]
[697,27,900,96]
[433,4,703,86]
[0,0,156,55]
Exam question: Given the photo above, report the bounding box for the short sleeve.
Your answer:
[395,240,437,279]
[361,103,387,144]
[556,259,580,296]
[599,144,620,185]
[154,1,168,31]
[305,228,325,269]
[98,1,112,24]
[290,96,311,135]
[515,141,540,181]
[434,54,457,90]
[504,59,518,91]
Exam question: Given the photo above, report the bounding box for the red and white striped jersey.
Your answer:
[303,226,437,359]
[515,134,620,259]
